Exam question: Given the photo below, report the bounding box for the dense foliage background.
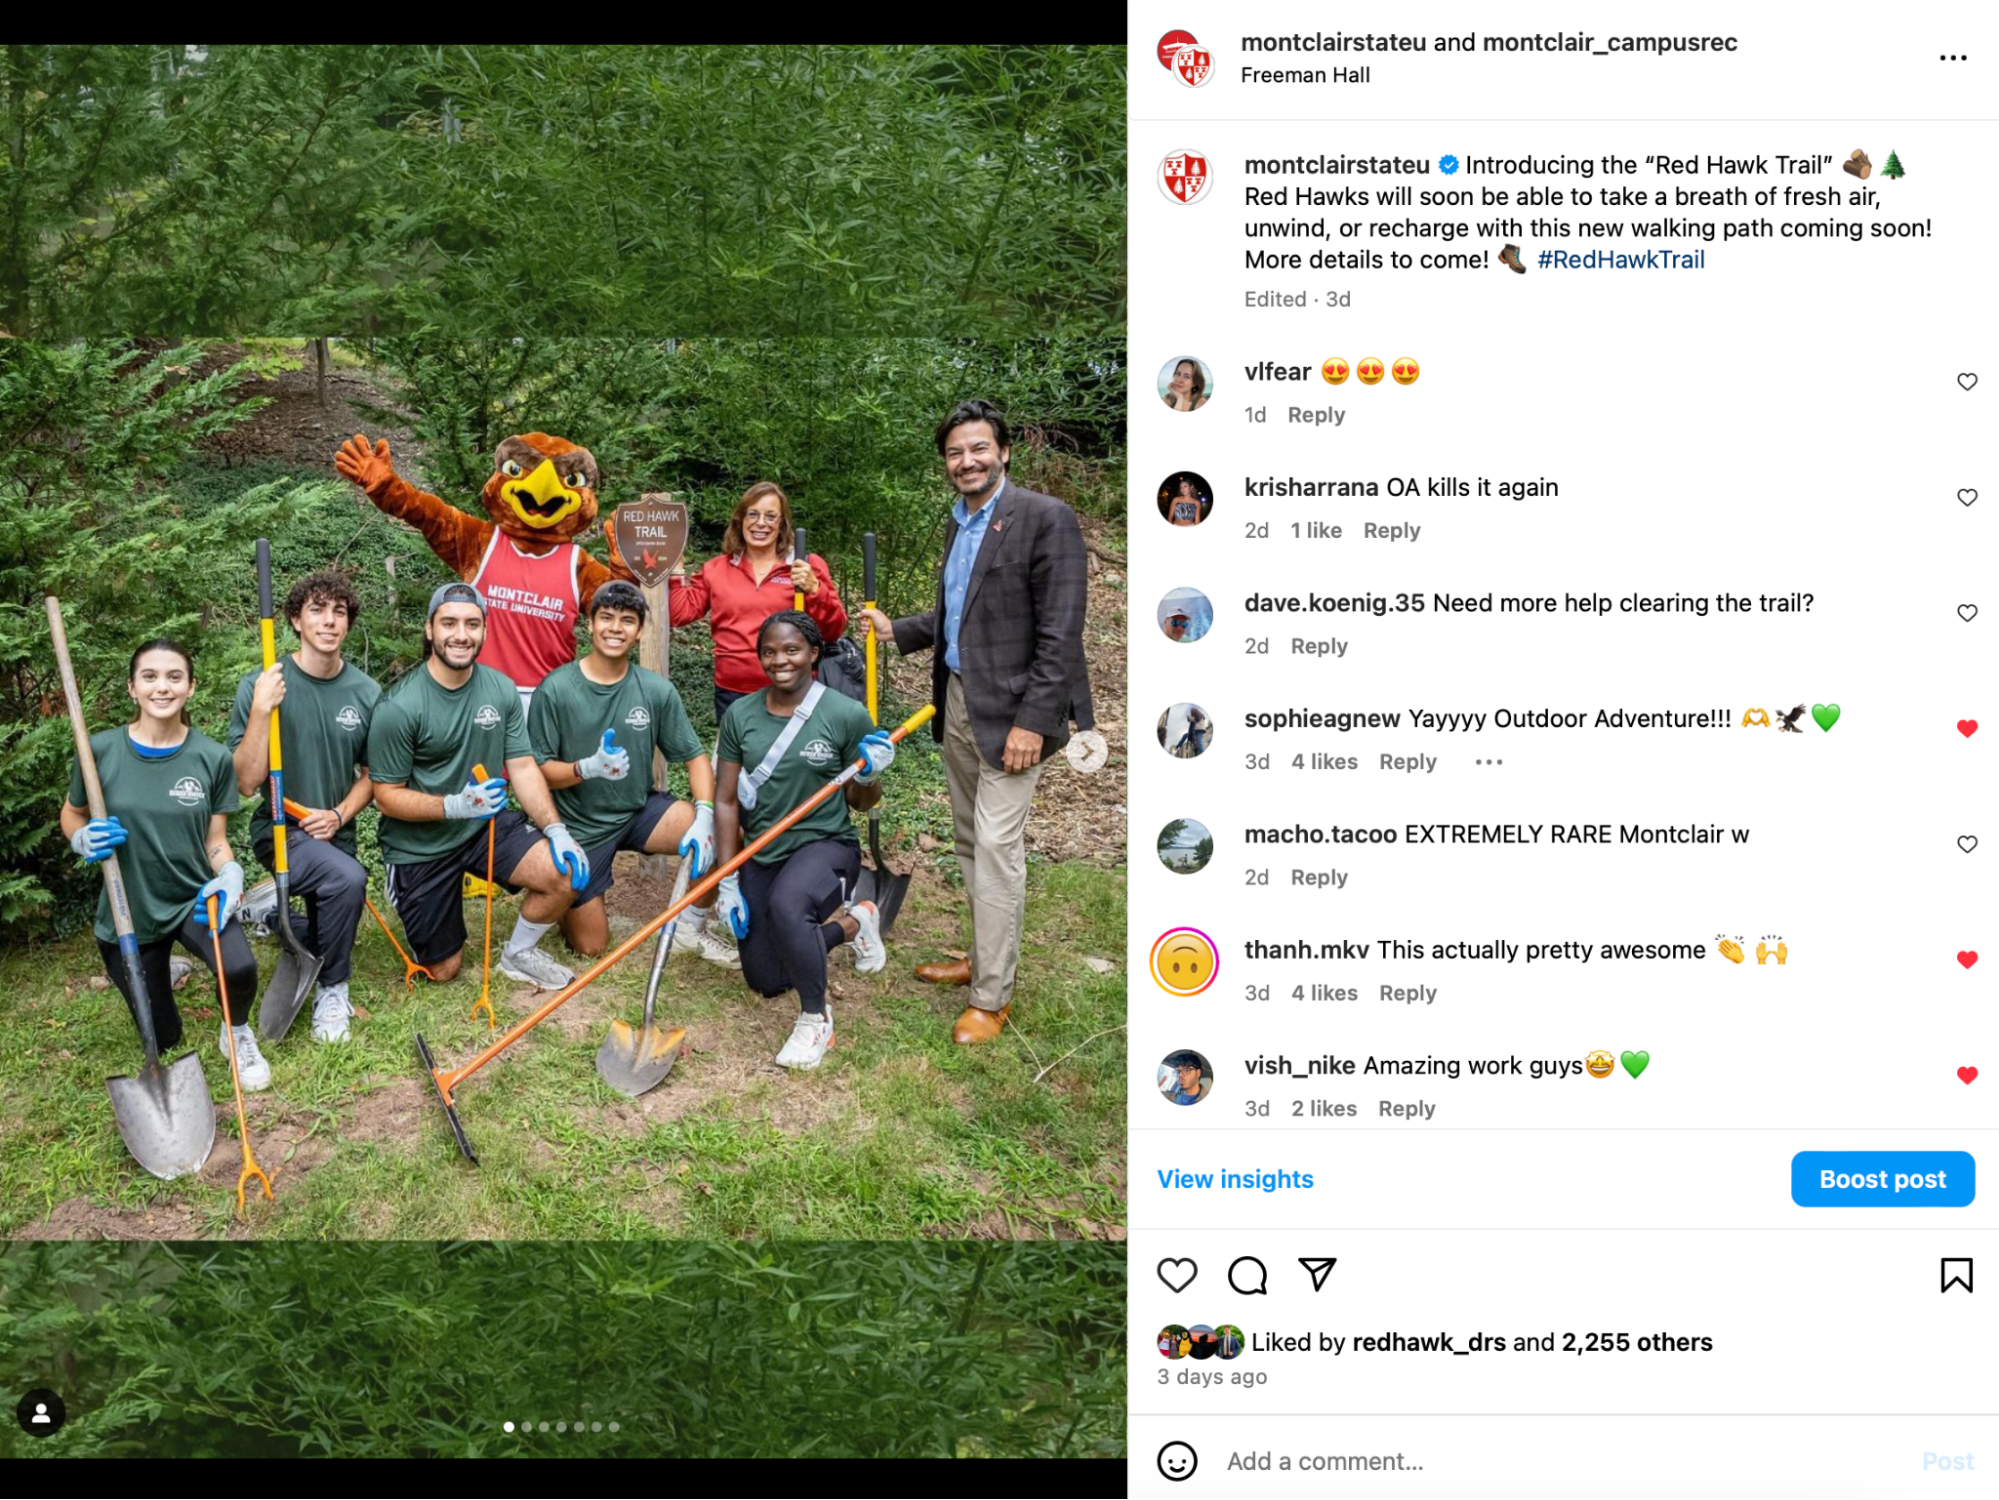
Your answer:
[0,1239,1123,1458]
[0,44,1124,337]
[0,337,1126,938]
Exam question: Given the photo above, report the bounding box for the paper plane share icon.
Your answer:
[1299,1257,1338,1291]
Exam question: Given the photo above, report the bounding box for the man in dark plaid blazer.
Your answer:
[864,399,1093,1045]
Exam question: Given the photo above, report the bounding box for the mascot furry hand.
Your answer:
[336,432,635,694]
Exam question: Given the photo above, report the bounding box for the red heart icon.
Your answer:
[1958,951,1979,969]
[1959,719,1979,738]
[1959,1066,1979,1085]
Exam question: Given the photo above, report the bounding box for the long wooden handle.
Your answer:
[438,702,935,1096]
[47,598,139,946]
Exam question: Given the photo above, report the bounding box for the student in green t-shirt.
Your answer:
[528,582,716,962]
[366,582,592,991]
[228,567,380,1044]
[712,612,893,1070]
[60,638,270,1090]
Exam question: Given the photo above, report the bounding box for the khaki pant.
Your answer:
[941,675,1044,1013]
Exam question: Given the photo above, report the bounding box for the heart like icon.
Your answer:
[1156,1257,1197,1294]
[1620,1050,1650,1079]
[1958,951,1979,970]
[1959,719,1980,738]
[1959,1066,1979,1085]
[1961,604,1980,622]
[1960,373,1979,390]
[1962,489,1980,506]
[1811,703,1840,732]
[1961,836,1979,853]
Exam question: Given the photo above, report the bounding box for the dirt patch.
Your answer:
[193,342,435,481]
[343,1075,426,1145]
[31,1193,202,1241]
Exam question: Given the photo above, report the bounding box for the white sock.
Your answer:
[505,916,552,958]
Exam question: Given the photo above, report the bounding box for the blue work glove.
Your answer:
[716,872,749,940]
[193,861,245,930]
[70,816,127,865]
[543,822,590,893]
[854,730,896,785]
[575,728,630,782]
[679,802,716,880]
[442,773,508,821]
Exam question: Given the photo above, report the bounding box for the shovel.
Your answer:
[420,703,935,1163]
[594,858,692,1097]
[253,539,324,1042]
[46,596,215,1180]
[852,533,912,931]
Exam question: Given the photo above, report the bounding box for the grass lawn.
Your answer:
[0,857,1125,1241]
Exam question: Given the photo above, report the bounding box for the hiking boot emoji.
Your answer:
[1499,243,1526,274]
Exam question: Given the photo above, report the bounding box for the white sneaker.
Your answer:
[849,901,885,974]
[775,1006,833,1069]
[668,911,710,953]
[311,982,353,1044]
[498,943,575,990]
[220,1021,271,1092]
[681,922,742,970]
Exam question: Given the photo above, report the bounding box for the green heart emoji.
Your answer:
[1620,1050,1650,1079]
[1811,703,1840,732]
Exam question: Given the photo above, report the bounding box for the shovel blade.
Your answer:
[594,1021,686,1098]
[107,1053,217,1180]
[256,943,324,1044]
[856,866,913,934]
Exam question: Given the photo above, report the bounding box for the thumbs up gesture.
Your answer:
[576,728,631,782]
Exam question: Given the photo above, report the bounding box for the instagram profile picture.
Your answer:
[1158,587,1212,643]
[1157,702,1212,760]
[1158,149,1212,205]
[1158,356,1214,413]
[1158,471,1212,528]
[1157,818,1213,875]
[1159,1049,1214,1106]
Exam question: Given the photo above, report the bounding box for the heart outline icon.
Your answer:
[1620,1050,1650,1080]
[1811,703,1840,732]
[1156,1257,1197,1293]
[1957,951,1978,970]
[1960,604,1979,622]
[1959,720,1979,738]
[1961,489,1979,506]
[1961,836,1978,853]
[1960,373,1979,390]
[1959,1066,1979,1086]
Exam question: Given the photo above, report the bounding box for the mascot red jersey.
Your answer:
[335,432,635,700]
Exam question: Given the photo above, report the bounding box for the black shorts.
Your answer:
[573,791,686,909]
[384,812,544,965]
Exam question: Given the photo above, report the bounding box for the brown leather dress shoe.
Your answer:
[915,957,972,986]
[952,1005,1010,1045]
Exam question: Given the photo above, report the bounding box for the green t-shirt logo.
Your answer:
[473,704,502,729]
[625,706,651,729]
[799,737,838,768]
[169,775,206,806]
[335,705,363,731]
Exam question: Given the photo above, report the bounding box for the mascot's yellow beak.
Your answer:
[504,459,584,530]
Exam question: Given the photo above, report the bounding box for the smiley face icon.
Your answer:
[1158,1440,1199,1482]
[1151,927,1219,995]
[1586,1050,1615,1079]
[1392,356,1420,386]
[1356,357,1385,385]
[1321,355,1350,385]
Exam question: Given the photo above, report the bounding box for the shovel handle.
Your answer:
[48,597,159,1060]
[256,539,293,875]
[862,532,878,725]
[434,702,936,1100]
[791,527,806,611]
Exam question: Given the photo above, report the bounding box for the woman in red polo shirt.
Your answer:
[670,481,848,724]
[667,479,847,965]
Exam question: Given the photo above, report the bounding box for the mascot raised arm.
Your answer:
[335,432,635,704]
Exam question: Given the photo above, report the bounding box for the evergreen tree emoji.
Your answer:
[1881,150,1906,179]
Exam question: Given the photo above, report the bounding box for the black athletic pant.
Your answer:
[96,912,258,1051]
[255,834,367,986]
[738,837,860,1014]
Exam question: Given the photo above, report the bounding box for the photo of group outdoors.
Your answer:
[0,43,1128,1468]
